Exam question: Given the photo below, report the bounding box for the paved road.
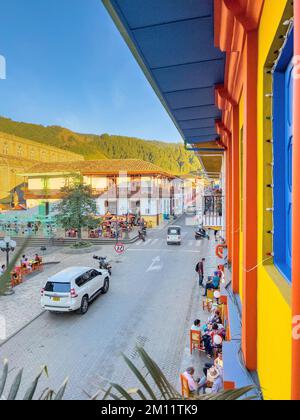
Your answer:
[0,217,215,400]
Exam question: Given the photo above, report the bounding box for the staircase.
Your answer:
[12,235,139,248]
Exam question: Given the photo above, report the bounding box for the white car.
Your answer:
[186,205,197,216]
[167,226,181,245]
[41,266,110,315]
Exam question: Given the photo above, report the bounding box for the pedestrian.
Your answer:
[214,229,218,241]
[195,258,205,287]
[0,264,5,275]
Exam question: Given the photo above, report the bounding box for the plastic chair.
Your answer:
[180,374,191,398]
[190,330,205,354]
[202,289,215,312]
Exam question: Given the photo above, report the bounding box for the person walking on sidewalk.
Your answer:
[195,258,205,287]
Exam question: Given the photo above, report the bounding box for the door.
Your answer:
[285,58,294,272]
[88,269,102,296]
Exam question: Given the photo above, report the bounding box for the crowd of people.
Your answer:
[0,220,55,237]
[181,258,227,397]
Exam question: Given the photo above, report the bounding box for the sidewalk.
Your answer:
[0,245,117,345]
[177,234,220,393]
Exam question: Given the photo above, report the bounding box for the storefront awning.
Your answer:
[102,0,226,147]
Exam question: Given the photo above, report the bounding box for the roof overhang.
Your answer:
[102,0,225,155]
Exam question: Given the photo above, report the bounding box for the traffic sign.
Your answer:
[114,242,125,254]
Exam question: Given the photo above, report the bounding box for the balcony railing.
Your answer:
[202,195,224,228]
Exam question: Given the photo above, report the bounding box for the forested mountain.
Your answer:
[0,116,201,174]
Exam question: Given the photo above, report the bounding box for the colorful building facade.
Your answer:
[103,0,300,400]
[0,132,83,208]
[21,159,183,227]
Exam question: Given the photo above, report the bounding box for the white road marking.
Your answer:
[146,256,163,272]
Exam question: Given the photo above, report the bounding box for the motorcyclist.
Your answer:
[195,225,210,240]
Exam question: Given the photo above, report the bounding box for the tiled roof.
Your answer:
[22,159,174,177]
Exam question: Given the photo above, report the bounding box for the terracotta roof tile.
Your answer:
[23,159,174,177]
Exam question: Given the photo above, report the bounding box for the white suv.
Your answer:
[41,266,110,315]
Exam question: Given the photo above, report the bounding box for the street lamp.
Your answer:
[0,237,17,296]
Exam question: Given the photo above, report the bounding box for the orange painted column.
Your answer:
[242,30,258,371]
[227,133,232,263]
[292,0,300,401]
[231,106,240,294]
[225,136,231,251]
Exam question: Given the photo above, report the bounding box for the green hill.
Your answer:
[0,116,201,174]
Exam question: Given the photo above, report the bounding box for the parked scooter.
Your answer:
[93,255,112,275]
[195,227,210,240]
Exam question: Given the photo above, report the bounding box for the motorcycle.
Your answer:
[195,227,210,240]
[138,230,146,242]
[93,255,112,275]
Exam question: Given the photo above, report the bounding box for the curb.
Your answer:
[0,310,45,349]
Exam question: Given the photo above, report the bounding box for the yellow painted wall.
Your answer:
[0,132,83,204]
[256,0,292,400]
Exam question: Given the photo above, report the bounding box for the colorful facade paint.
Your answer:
[215,0,295,400]
[104,0,300,400]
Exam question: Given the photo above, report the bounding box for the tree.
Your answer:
[55,178,98,239]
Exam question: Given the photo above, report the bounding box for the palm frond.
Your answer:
[0,238,31,295]
[0,360,68,400]
[101,347,258,401]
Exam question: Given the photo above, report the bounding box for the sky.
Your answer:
[0,0,182,142]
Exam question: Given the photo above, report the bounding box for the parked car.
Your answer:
[41,266,110,315]
[167,226,182,245]
[186,205,197,216]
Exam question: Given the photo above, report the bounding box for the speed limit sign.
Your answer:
[115,242,125,255]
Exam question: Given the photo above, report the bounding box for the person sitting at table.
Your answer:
[207,367,224,395]
[203,271,221,297]
[197,362,214,395]
[34,254,42,264]
[191,319,202,332]
[20,255,28,268]
[214,351,223,372]
[201,328,214,358]
[209,324,224,356]
[209,309,223,325]
[182,367,202,395]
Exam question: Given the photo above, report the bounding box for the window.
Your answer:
[273,28,294,282]
[3,142,8,155]
[45,282,71,293]
[75,271,92,287]
[89,269,100,278]
[16,145,23,157]
[30,149,36,160]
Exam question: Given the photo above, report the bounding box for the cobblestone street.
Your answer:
[0,217,218,399]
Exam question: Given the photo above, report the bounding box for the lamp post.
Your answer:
[0,237,16,296]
